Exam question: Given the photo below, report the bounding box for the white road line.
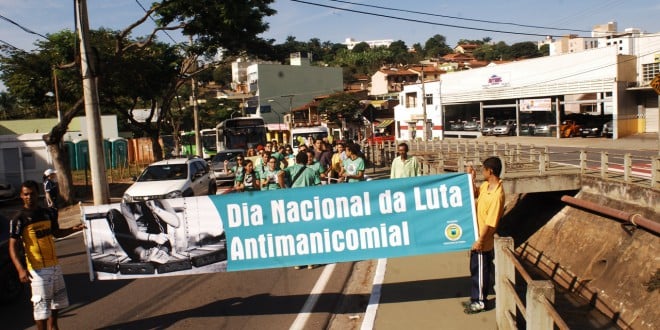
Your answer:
[360,258,387,330]
[290,263,337,330]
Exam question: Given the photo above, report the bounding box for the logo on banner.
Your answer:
[444,223,463,241]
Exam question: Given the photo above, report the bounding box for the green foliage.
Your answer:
[509,42,542,59]
[317,92,362,125]
[424,34,452,58]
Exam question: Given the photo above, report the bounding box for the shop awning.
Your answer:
[375,119,394,128]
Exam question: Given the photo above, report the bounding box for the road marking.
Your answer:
[361,258,387,330]
[290,263,337,330]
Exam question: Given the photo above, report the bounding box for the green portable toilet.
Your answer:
[74,139,89,170]
[109,138,128,169]
[103,139,112,168]
[63,141,77,170]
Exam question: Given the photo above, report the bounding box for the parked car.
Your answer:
[463,120,480,131]
[533,122,557,136]
[560,120,582,138]
[602,120,614,138]
[493,120,517,136]
[0,182,17,202]
[123,157,217,202]
[579,122,605,138]
[448,121,464,131]
[519,123,535,136]
[1,213,24,304]
[481,122,496,136]
[367,132,395,144]
[210,149,245,186]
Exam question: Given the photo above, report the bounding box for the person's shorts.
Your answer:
[29,265,69,320]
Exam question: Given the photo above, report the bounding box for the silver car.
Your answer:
[492,120,517,136]
[210,149,245,186]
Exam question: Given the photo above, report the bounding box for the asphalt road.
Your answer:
[0,231,364,329]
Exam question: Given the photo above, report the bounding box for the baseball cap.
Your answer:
[44,168,57,176]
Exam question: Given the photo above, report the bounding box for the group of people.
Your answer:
[5,142,504,328]
[224,139,369,193]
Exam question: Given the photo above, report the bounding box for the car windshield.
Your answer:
[138,164,188,181]
[212,152,242,163]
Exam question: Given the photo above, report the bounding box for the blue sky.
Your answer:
[1,0,659,53]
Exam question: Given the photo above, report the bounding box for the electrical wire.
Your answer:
[326,0,591,33]
[134,0,178,44]
[291,0,584,38]
[0,14,49,40]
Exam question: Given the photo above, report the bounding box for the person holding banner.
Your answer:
[261,156,283,191]
[235,159,260,192]
[339,143,365,183]
[305,150,327,184]
[464,156,505,314]
[390,142,420,179]
[9,180,84,330]
[106,200,180,265]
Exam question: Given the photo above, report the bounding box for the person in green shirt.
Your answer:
[305,150,326,184]
[260,156,282,191]
[390,142,420,178]
[278,152,319,188]
[339,143,365,183]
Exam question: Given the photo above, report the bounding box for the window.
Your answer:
[425,93,433,105]
[642,62,660,84]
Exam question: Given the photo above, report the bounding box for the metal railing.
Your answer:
[361,140,659,189]
[494,237,570,330]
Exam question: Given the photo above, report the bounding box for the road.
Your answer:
[1,231,364,329]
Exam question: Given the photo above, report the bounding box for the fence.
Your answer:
[494,237,569,330]
[360,140,659,189]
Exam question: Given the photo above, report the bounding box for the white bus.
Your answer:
[289,125,329,154]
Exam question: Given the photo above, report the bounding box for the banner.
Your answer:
[82,173,477,280]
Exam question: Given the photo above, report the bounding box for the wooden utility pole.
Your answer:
[74,0,110,204]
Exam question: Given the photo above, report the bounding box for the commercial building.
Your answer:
[393,33,660,140]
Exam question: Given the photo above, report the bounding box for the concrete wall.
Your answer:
[524,178,659,329]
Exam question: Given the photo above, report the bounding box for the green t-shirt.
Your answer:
[261,168,281,190]
[342,157,365,183]
[284,164,319,188]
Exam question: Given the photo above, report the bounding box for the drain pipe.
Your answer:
[561,195,659,235]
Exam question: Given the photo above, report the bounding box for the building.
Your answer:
[393,34,660,140]
[344,38,393,50]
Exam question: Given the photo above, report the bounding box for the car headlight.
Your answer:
[123,194,134,203]
[166,190,183,199]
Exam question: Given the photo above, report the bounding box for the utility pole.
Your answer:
[74,0,109,205]
[190,36,202,157]
[421,65,428,140]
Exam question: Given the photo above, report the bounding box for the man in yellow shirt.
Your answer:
[465,157,505,314]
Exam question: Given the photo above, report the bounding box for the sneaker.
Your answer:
[145,248,170,264]
[294,266,302,270]
[307,265,315,269]
[464,301,485,314]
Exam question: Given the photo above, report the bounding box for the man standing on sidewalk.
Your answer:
[465,157,505,314]
[390,142,419,178]
[9,180,84,330]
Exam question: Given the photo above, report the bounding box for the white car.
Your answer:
[123,157,217,202]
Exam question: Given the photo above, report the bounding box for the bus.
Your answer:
[289,125,329,154]
[215,117,268,151]
[179,129,218,159]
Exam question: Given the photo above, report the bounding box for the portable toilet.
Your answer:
[63,141,77,170]
[74,139,89,170]
[103,139,112,168]
[109,138,128,169]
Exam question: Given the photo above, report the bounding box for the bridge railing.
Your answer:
[361,140,659,189]
[494,237,570,330]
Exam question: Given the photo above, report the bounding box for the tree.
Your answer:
[317,92,362,127]
[424,34,452,58]
[509,42,541,59]
[351,42,370,53]
[388,40,412,65]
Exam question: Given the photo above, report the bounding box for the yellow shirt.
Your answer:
[476,180,504,251]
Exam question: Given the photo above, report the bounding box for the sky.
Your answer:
[0,1,659,69]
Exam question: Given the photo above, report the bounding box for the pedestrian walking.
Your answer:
[8,180,84,330]
[390,142,420,178]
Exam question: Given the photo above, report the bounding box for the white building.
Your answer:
[344,38,394,50]
[394,34,660,140]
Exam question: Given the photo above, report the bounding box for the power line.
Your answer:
[0,13,49,40]
[134,0,178,44]
[0,38,26,52]
[291,0,583,39]
[327,0,592,33]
